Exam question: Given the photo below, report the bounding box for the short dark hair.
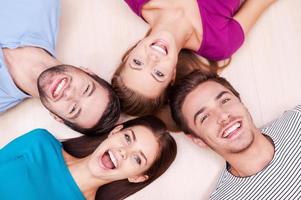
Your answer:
[63,73,120,136]
[63,115,177,200]
[169,70,240,136]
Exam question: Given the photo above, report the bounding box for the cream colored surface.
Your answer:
[0,0,300,199]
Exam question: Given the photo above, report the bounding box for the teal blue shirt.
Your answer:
[0,129,85,200]
[0,0,60,112]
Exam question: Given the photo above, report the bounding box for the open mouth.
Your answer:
[222,121,242,139]
[150,39,168,55]
[50,77,68,100]
[100,150,118,170]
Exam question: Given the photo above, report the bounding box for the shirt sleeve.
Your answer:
[124,0,150,17]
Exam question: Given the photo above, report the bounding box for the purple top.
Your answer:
[125,0,245,61]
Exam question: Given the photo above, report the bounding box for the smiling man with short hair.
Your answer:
[0,0,120,135]
[169,70,301,199]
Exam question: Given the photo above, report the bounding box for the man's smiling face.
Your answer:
[38,65,109,129]
[182,81,256,155]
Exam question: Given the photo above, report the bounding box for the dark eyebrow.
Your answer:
[88,81,96,97]
[139,150,148,165]
[129,129,147,164]
[128,129,136,142]
[215,91,230,101]
[193,91,230,125]
[193,107,205,125]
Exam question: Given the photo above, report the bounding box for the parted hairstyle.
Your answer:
[62,115,177,200]
[61,68,121,136]
[169,70,240,136]
[111,47,217,116]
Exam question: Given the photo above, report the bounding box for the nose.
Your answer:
[216,108,231,125]
[147,52,159,67]
[118,148,128,160]
[63,85,75,101]
[149,52,159,61]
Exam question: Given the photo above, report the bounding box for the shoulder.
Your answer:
[24,128,54,139]
[16,129,59,147]
[292,104,301,114]
[281,104,301,121]
[261,104,301,139]
[28,128,60,145]
[0,129,60,158]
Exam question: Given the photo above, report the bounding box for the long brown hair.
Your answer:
[111,44,218,116]
[62,115,177,200]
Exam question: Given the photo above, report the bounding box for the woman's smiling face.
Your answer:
[120,31,178,98]
[88,125,159,183]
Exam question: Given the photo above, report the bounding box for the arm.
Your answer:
[234,0,277,35]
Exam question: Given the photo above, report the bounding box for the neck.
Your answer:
[225,130,275,177]
[63,151,110,199]
[2,47,61,97]
[142,0,200,52]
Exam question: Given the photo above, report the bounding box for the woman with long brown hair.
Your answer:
[0,116,177,200]
[112,0,277,116]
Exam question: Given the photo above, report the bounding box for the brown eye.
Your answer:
[134,154,142,165]
[155,70,165,77]
[222,98,230,104]
[124,133,131,144]
[133,59,143,66]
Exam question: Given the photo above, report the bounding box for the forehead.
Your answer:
[121,66,167,98]
[182,81,233,116]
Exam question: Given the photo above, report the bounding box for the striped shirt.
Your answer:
[210,105,301,200]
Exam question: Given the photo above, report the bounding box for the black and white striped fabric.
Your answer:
[210,105,301,200]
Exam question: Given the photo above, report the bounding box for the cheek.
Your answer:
[122,160,142,174]
[203,118,216,130]
[49,101,67,116]
[200,120,217,138]
[87,158,102,177]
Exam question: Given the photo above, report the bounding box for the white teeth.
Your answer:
[108,150,117,168]
[151,44,167,55]
[223,122,241,138]
[54,79,66,97]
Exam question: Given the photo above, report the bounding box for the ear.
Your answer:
[108,125,124,137]
[128,175,149,183]
[186,134,207,148]
[49,112,64,123]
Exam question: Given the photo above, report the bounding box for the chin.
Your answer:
[228,140,254,153]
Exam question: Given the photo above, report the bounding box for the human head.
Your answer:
[38,64,120,135]
[169,70,240,136]
[63,115,177,200]
[169,70,257,155]
[112,38,211,116]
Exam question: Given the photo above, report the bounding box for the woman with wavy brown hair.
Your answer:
[0,116,177,200]
[112,0,276,116]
